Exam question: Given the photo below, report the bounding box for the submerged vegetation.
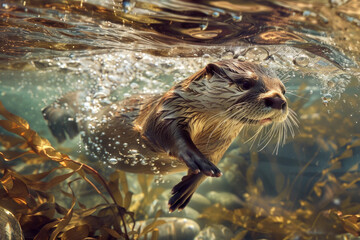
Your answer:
[0,101,165,239]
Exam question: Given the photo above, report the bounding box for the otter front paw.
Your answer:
[178,150,222,177]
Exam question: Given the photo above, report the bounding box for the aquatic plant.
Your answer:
[0,101,165,239]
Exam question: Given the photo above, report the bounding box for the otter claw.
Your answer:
[179,150,221,177]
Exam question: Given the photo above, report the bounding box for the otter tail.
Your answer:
[42,91,82,143]
[168,173,206,212]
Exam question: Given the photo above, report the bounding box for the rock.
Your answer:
[165,206,199,220]
[206,191,243,209]
[187,193,212,212]
[195,225,234,240]
[0,207,24,240]
[335,233,360,240]
[136,217,200,240]
[223,164,247,196]
[199,175,228,194]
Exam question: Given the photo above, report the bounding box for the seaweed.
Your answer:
[199,82,360,239]
[200,140,360,239]
[0,101,165,239]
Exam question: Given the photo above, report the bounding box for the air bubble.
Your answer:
[140,159,148,165]
[323,93,332,99]
[130,82,139,89]
[212,11,220,18]
[293,56,310,67]
[237,55,246,61]
[94,87,110,98]
[232,14,242,22]
[245,47,269,62]
[199,20,208,31]
[109,158,118,165]
[2,3,10,9]
[222,51,234,59]
[170,160,177,168]
[327,81,335,88]
[128,149,138,154]
[122,0,135,13]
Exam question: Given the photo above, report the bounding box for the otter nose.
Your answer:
[264,96,286,110]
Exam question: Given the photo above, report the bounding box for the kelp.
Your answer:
[0,101,164,239]
[132,174,166,219]
[200,139,360,239]
[200,82,360,239]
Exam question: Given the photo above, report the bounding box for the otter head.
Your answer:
[182,60,298,151]
[205,60,289,125]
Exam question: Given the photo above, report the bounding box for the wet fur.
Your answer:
[42,60,297,212]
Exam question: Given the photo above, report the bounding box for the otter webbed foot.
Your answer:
[42,105,79,143]
[168,173,206,212]
[178,149,222,177]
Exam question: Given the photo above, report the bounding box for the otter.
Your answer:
[42,60,297,212]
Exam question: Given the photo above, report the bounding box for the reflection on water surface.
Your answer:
[1,0,360,239]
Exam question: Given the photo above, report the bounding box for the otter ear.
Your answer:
[182,62,224,88]
[205,63,224,76]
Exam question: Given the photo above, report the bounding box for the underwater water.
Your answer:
[1,0,360,239]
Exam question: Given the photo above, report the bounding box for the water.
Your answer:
[1,0,360,239]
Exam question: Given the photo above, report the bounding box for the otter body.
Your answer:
[43,60,296,211]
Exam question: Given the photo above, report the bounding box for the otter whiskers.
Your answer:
[244,108,298,154]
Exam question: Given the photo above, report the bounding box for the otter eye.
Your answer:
[239,81,252,91]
